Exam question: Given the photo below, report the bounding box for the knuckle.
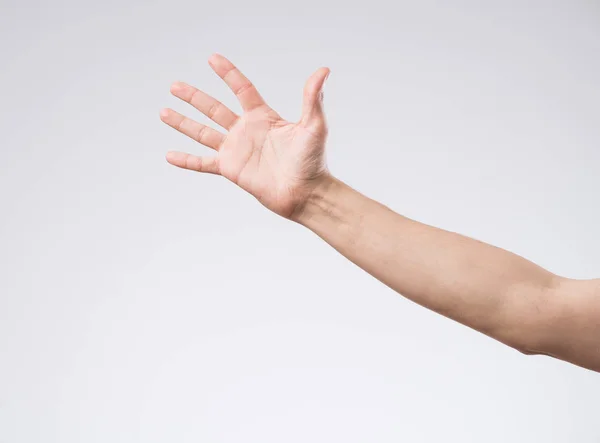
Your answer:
[196,125,206,143]
[189,88,201,104]
[207,101,220,119]
[234,82,253,97]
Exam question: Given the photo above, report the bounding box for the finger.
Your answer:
[170,82,239,130]
[166,151,220,175]
[301,67,330,127]
[160,108,224,151]
[208,53,266,112]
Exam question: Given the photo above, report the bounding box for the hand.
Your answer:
[160,54,331,219]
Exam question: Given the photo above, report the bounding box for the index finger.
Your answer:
[208,53,266,112]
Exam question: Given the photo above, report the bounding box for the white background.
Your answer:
[1,0,599,441]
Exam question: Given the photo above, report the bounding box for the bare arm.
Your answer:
[161,55,600,372]
[292,176,600,372]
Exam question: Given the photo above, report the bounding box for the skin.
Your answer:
[161,54,600,373]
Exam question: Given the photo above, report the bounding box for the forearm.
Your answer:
[293,175,570,356]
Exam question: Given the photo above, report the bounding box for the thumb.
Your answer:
[301,67,330,127]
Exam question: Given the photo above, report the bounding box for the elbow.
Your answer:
[499,276,566,358]
[516,345,538,356]
[506,335,548,357]
[506,276,600,370]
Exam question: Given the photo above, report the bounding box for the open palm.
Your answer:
[160,54,331,219]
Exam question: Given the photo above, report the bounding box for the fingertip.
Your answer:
[305,67,330,90]
[165,151,177,163]
[208,53,222,66]
[316,67,330,86]
[170,81,184,94]
[159,108,170,120]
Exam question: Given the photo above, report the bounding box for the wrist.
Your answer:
[290,173,342,226]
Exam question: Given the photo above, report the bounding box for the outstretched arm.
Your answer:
[161,55,600,372]
[293,176,600,372]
